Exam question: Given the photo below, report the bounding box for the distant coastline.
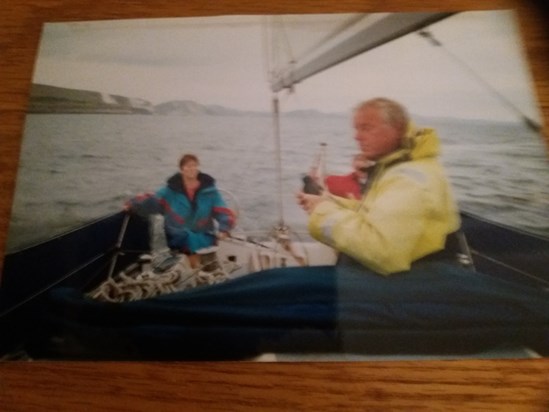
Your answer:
[28,84,155,114]
[27,83,345,118]
[27,83,536,128]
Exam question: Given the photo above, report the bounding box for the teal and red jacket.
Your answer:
[128,172,235,253]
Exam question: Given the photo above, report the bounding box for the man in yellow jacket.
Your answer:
[297,97,460,275]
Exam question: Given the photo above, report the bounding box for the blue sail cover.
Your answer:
[45,258,549,360]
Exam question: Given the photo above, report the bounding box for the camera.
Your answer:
[302,175,323,195]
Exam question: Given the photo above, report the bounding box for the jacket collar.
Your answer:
[376,122,440,169]
[166,172,215,193]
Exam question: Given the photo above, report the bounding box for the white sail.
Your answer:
[267,12,453,92]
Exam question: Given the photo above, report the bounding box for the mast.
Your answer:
[272,94,285,227]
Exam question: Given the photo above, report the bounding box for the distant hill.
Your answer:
[28,84,154,114]
[154,100,346,118]
[282,109,345,118]
[154,100,268,117]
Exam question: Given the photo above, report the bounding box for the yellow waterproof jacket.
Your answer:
[308,125,460,275]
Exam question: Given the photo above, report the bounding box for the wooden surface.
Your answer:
[1,0,548,410]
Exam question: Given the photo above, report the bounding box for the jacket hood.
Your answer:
[166,172,215,193]
[405,123,440,160]
[377,122,440,167]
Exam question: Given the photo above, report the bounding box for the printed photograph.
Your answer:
[1,10,548,361]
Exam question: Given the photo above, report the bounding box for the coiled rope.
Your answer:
[87,252,236,303]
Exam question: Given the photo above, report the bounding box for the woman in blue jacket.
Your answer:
[126,153,235,268]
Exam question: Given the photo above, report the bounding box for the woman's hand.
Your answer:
[217,231,229,240]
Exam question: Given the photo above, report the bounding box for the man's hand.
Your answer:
[296,191,326,215]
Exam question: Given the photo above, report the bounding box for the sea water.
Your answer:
[5,113,549,252]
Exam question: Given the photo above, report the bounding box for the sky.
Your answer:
[32,10,543,123]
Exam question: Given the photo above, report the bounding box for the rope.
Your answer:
[87,253,237,303]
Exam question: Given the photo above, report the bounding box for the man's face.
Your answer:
[353,106,402,160]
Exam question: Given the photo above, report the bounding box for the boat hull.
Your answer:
[1,211,548,359]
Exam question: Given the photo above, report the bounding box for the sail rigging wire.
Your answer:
[263,17,285,228]
[0,248,116,318]
[417,29,542,132]
[266,14,368,93]
[276,17,297,74]
[265,15,310,228]
[471,249,549,288]
[264,15,297,93]
[261,16,275,89]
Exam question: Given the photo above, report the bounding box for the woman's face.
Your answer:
[181,160,199,179]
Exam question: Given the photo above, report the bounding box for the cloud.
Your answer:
[40,17,263,68]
